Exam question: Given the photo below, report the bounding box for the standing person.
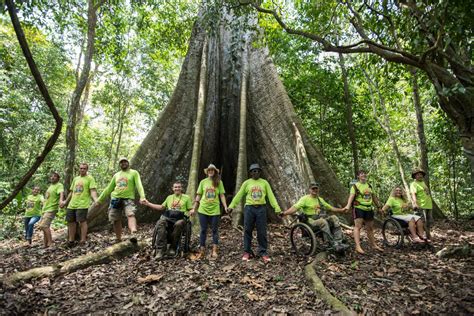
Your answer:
[144,181,193,259]
[381,186,426,243]
[96,157,147,242]
[23,186,44,245]
[60,163,98,245]
[344,170,383,254]
[410,169,433,241]
[228,163,281,263]
[282,182,346,248]
[37,172,64,248]
[190,164,227,259]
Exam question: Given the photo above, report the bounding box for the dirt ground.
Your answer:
[0,218,472,314]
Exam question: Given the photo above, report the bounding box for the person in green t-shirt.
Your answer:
[228,163,281,263]
[144,181,193,259]
[96,157,147,242]
[23,186,44,245]
[61,163,98,245]
[190,164,228,260]
[410,169,433,241]
[282,182,346,248]
[381,186,426,243]
[344,170,383,254]
[37,172,65,248]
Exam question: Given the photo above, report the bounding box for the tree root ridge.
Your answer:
[304,252,352,315]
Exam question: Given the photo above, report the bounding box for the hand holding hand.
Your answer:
[189,209,195,216]
[140,198,148,205]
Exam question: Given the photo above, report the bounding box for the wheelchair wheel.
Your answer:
[382,218,404,248]
[151,221,161,256]
[290,222,316,256]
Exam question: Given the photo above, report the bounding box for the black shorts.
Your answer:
[353,208,374,221]
[66,208,88,223]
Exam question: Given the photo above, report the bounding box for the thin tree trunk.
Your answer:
[0,0,63,211]
[113,102,127,170]
[339,53,359,177]
[362,68,411,198]
[64,0,100,193]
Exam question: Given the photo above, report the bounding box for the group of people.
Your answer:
[23,158,433,262]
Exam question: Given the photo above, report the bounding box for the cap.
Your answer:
[249,163,262,172]
[309,182,320,188]
[118,157,129,163]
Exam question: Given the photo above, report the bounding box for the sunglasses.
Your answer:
[250,169,260,173]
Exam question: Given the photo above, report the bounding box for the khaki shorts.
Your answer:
[108,199,136,222]
[37,211,57,229]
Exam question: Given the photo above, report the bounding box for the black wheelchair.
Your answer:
[289,213,347,256]
[382,209,427,248]
[152,212,192,258]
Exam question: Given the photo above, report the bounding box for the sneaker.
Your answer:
[242,252,251,261]
[129,232,137,243]
[168,248,176,256]
[262,255,271,263]
[155,250,165,260]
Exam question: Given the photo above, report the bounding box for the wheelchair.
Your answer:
[289,213,346,256]
[152,214,192,258]
[381,210,427,248]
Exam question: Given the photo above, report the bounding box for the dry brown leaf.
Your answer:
[246,291,259,301]
[387,267,400,274]
[137,274,164,284]
[374,271,384,277]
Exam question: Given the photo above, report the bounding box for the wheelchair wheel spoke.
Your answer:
[382,219,404,248]
[290,223,316,256]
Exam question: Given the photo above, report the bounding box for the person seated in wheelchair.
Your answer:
[282,182,347,250]
[144,181,193,259]
[381,186,426,244]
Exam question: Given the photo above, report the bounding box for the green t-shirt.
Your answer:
[42,182,64,213]
[98,169,145,202]
[350,182,373,211]
[162,194,193,215]
[25,194,44,217]
[229,178,281,213]
[410,180,432,210]
[385,196,410,215]
[293,195,332,216]
[196,178,225,216]
[68,175,97,209]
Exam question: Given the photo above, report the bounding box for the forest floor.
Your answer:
[0,218,472,314]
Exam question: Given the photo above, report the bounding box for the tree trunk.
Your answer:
[64,0,100,193]
[2,239,145,288]
[88,15,348,229]
[339,53,359,178]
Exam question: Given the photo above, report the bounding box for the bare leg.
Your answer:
[44,227,53,247]
[113,220,123,242]
[80,221,88,242]
[354,218,365,254]
[127,215,137,233]
[408,220,418,239]
[367,220,383,251]
[416,220,426,239]
[67,222,76,242]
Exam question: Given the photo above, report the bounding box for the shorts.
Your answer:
[66,208,88,223]
[392,214,422,224]
[353,207,374,221]
[108,199,136,222]
[37,211,57,229]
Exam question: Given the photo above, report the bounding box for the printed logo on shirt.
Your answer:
[27,201,35,208]
[313,203,321,212]
[117,177,128,190]
[250,186,263,201]
[171,199,182,209]
[363,189,371,201]
[205,187,217,201]
[74,181,84,195]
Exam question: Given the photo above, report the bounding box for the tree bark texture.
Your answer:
[64,0,100,193]
[0,0,63,211]
[87,17,349,228]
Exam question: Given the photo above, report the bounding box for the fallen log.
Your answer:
[436,243,473,259]
[304,252,352,315]
[2,239,147,288]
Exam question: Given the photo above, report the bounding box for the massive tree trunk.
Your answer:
[88,14,348,229]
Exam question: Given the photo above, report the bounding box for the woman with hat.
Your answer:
[190,164,227,259]
[410,169,433,241]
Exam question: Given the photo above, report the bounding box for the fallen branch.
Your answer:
[340,223,353,230]
[304,252,352,315]
[2,239,146,288]
[436,243,473,259]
